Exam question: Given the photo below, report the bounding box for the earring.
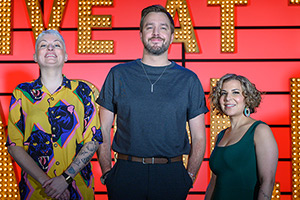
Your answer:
[244,107,250,117]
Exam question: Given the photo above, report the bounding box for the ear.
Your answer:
[139,31,143,41]
[64,53,68,62]
[33,53,38,63]
[170,33,174,43]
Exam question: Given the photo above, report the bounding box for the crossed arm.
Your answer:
[8,140,100,200]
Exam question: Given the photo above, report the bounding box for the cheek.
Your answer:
[219,97,224,105]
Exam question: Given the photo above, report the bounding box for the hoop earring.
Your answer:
[244,107,250,117]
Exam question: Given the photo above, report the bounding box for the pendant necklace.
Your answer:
[141,62,168,93]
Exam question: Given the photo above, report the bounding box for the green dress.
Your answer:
[209,121,265,200]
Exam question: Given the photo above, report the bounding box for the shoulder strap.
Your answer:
[247,120,267,136]
[215,129,227,145]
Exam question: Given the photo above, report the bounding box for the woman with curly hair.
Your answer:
[205,74,278,200]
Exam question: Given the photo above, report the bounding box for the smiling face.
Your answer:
[140,12,174,56]
[219,79,246,117]
[33,33,68,69]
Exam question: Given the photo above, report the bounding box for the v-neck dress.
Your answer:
[209,121,265,200]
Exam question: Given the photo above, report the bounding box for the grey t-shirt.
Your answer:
[97,59,208,158]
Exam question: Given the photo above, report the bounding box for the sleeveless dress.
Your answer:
[209,121,265,200]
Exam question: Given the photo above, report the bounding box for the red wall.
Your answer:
[0,0,296,199]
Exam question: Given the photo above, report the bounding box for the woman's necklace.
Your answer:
[141,62,168,93]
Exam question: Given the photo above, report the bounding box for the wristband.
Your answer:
[62,172,73,185]
[188,171,196,182]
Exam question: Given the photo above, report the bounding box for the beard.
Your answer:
[143,37,170,56]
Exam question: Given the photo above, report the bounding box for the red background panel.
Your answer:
[272,128,291,159]
[0,64,39,92]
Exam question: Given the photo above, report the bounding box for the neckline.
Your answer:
[137,59,174,69]
[216,121,260,148]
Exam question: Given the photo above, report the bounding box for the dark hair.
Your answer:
[209,73,262,116]
[140,4,174,34]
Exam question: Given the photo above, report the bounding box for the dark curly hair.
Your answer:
[209,74,262,116]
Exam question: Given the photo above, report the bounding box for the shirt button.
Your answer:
[52,127,56,131]
[56,161,60,165]
[54,143,58,148]
[51,97,54,101]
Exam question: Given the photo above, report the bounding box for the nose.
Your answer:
[224,93,231,101]
[47,44,54,51]
[152,27,159,36]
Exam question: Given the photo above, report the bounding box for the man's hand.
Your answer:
[42,175,69,199]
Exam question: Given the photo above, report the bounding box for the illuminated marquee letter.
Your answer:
[78,0,114,54]
[291,78,300,200]
[0,101,20,199]
[166,0,199,53]
[0,0,12,54]
[25,0,67,40]
[208,0,248,53]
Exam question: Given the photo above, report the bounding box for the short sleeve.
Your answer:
[6,88,25,147]
[79,81,103,145]
[187,75,209,120]
[96,69,116,113]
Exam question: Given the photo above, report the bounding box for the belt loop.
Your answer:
[167,157,171,164]
[128,155,132,161]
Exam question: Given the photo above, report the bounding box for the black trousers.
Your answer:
[105,159,193,200]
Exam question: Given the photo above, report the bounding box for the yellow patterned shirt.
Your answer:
[6,75,102,200]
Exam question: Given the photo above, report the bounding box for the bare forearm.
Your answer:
[97,106,114,174]
[97,141,112,174]
[8,146,49,184]
[65,141,99,178]
[187,137,205,175]
[257,180,275,200]
[187,114,206,177]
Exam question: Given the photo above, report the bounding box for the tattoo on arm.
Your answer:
[86,141,99,152]
[73,159,81,167]
[67,167,76,175]
[81,154,94,165]
[67,141,100,176]
[260,190,271,200]
[78,149,88,156]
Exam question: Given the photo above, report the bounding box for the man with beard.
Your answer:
[96,4,208,200]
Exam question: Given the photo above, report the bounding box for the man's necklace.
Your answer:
[141,62,168,93]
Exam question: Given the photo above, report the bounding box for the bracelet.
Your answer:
[188,171,196,182]
[62,172,73,185]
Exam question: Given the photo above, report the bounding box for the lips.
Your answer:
[45,53,57,58]
[149,37,164,42]
[225,104,235,108]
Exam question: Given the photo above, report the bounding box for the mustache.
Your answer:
[148,37,164,41]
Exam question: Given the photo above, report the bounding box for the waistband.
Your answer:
[117,153,183,164]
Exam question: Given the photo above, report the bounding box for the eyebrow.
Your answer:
[144,22,170,27]
[38,39,62,44]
